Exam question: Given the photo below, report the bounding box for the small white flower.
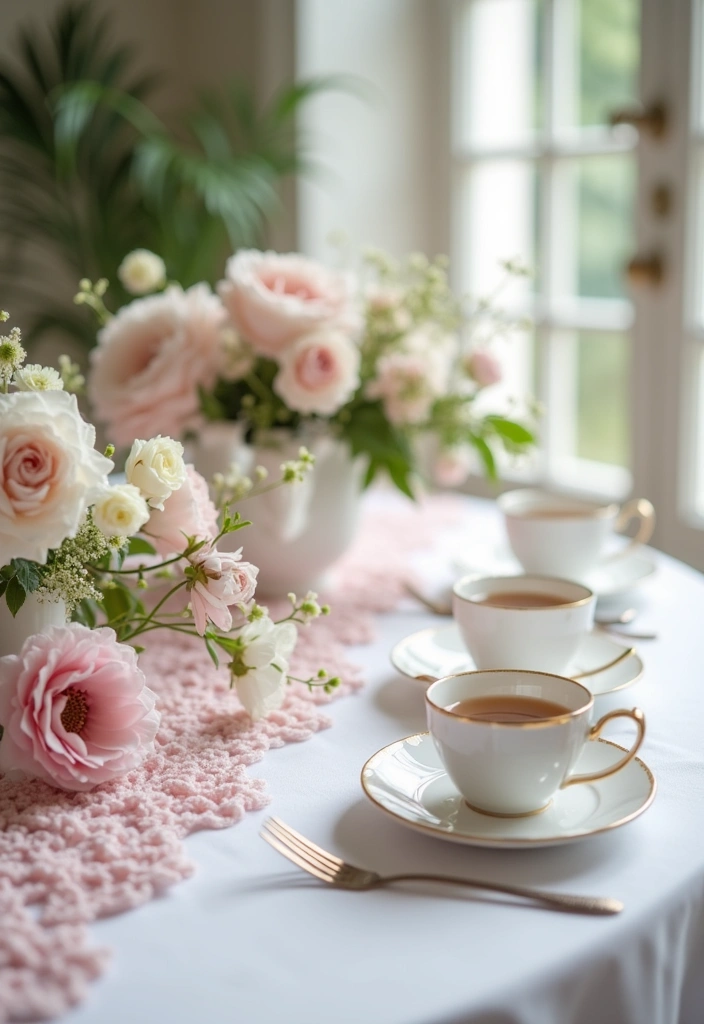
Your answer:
[125,436,186,510]
[13,364,64,391]
[92,484,150,538]
[232,617,298,721]
[0,326,26,383]
[118,249,167,295]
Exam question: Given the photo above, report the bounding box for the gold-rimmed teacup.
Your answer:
[452,574,596,674]
[425,669,645,817]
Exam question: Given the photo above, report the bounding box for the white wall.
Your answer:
[295,0,446,263]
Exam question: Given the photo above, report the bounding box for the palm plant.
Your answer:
[0,1,345,352]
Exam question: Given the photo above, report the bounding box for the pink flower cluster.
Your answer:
[88,251,363,440]
[144,464,259,636]
[217,250,361,417]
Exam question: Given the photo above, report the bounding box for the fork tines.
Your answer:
[260,817,344,883]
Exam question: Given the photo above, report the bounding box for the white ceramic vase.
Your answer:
[0,593,67,659]
[189,423,366,597]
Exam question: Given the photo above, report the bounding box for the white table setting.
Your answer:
[56,488,704,1024]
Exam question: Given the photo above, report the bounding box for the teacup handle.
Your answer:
[562,708,646,788]
[607,499,656,561]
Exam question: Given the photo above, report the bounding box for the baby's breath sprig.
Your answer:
[281,590,330,625]
[73,278,111,325]
[58,354,86,393]
[0,324,26,391]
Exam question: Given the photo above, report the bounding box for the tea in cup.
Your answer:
[452,574,595,674]
[425,669,645,816]
[497,489,655,584]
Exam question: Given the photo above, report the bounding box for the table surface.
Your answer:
[63,495,704,1024]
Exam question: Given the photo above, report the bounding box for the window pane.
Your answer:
[458,160,539,302]
[552,155,635,300]
[555,0,639,130]
[457,0,543,149]
[551,330,630,469]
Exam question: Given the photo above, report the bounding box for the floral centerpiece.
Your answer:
[0,311,337,792]
[82,247,535,495]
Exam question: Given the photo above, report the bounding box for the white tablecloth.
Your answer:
[64,496,704,1024]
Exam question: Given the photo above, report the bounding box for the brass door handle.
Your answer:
[609,101,667,138]
[626,253,665,287]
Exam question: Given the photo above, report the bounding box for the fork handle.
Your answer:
[376,874,623,915]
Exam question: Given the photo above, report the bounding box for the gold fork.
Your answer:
[260,817,623,915]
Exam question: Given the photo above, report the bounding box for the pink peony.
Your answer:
[273,328,361,416]
[466,349,503,388]
[217,249,359,358]
[187,548,258,635]
[88,284,227,445]
[0,624,160,792]
[145,464,219,556]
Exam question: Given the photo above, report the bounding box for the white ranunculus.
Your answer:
[92,484,150,538]
[125,436,186,510]
[118,249,167,296]
[233,617,298,721]
[13,364,64,392]
[0,390,113,564]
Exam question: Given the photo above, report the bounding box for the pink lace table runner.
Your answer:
[0,494,462,1022]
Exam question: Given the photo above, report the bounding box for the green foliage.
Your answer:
[0,1,352,354]
[342,400,415,499]
[0,558,46,616]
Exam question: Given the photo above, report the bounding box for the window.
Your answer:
[452,0,640,499]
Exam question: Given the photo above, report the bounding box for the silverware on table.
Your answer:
[260,817,623,916]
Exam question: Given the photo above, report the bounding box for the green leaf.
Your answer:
[132,645,145,655]
[205,636,220,668]
[10,558,43,593]
[128,536,157,556]
[470,435,497,480]
[5,576,27,617]
[99,583,137,625]
[73,598,97,628]
[198,383,226,421]
[485,417,535,446]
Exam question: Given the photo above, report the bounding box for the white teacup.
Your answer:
[452,574,595,674]
[426,669,645,816]
[498,489,656,584]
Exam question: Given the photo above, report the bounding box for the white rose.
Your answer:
[118,249,167,295]
[0,390,113,564]
[92,484,150,538]
[273,328,361,416]
[125,436,186,510]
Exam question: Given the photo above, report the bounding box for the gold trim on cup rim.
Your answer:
[498,489,619,521]
[452,574,595,610]
[424,667,594,728]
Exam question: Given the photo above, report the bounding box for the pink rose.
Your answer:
[88,284,227,445]
[466,350,503,388]
[0,624,160,792]
[217,250,359,358]
[0,390,112,565]
[145,464,219,556]
[187,548,258,635]
[433,446,473,487]
[273,328,360,416]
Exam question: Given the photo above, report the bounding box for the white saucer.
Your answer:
[390,623,643,697]
[361,733,656,849]
[453,544,657,597]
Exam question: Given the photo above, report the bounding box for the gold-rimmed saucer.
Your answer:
[361,733,656,849]
[390,623,643,697]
